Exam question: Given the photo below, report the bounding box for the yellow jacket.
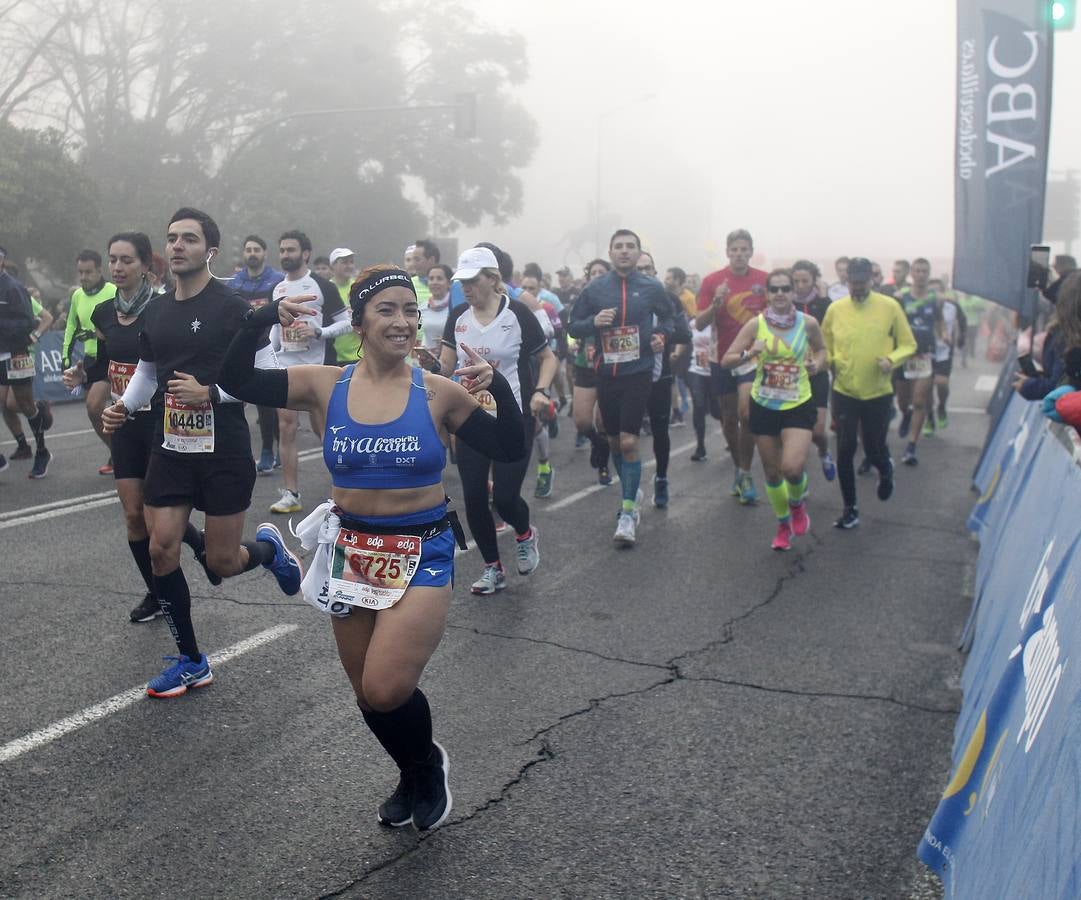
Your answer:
[822,291,916,400]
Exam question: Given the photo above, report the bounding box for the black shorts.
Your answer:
[810,370,830,409]
[0,353,35,386]
[933,356,952,378]
[596,369,653,436]
[143,451,256,516]
[710,362,755,397]
[111,413,156,480]
[573,364,597,390]
[749,398,818,436]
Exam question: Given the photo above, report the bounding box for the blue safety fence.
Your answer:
[918,391,1081,899]
[26,331,81,404]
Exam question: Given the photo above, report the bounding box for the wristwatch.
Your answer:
[534,387,551,398]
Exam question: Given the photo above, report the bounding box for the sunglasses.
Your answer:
[767,285,793,294]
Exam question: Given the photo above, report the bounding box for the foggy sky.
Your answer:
[453,0,1081,279]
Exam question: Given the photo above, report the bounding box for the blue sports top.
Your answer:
[324,365,446,490]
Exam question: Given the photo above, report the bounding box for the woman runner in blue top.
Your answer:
[218,264,525,833]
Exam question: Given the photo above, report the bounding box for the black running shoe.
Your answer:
[857,457,873,476]
[411,741,452,831]
[28,448,51,479]
[690,447,707,462]
[0,453,8,473]
[10,443,31,460]
[185,526,223,586]
[36,400,54,432]
[833,506,860,529]
[877,459,895,501]
[377,773,416,828]
[898,410,912,439]
[130,592,162,623]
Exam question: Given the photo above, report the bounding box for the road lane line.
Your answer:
[0,489,118,522]
[0,427,95,448]
[0,624,298,764]
[0,497,119,530]
[974,375,998,392]
[949,406,988,415]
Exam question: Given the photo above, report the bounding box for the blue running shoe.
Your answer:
[738,474,758,505]
[821,452,837,482]
[256,522,303,595]
[256,448,274,475]
[147,654,213,698]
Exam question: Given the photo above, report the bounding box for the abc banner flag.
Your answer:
[954,0,1052,313]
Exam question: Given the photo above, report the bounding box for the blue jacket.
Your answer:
[568,270,674,377]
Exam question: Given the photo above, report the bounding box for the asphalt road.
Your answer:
[0,360,996,899]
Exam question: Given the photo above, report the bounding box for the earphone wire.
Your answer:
[205,251,232,283]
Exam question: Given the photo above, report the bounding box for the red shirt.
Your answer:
[697,266,769,360]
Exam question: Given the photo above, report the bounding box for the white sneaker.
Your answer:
[470,564,507,595]
[515,527,540,576]
[613,512,637,546]
[270,489,302,514]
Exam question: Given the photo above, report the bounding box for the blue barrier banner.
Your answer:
[919,402,1081,899]
[31,331,82,405]
[953,0,1053,312]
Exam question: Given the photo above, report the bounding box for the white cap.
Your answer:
[329,247,355,264]
[452,246,499,280]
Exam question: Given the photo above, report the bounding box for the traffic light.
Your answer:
[1051,0,1076,29]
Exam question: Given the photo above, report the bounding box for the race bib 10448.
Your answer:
[163,393,214,453]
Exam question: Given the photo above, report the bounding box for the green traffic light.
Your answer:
[1052,0,1076,28]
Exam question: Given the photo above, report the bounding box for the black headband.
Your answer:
[349,268,416,317]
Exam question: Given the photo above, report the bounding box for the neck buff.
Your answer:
[426,293,450,311]
[115,276,155,318]
[349,268,417,324]
[795,289,817,309]
[764,305,797,330]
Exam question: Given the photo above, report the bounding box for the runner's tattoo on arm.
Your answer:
[426,389,436,401]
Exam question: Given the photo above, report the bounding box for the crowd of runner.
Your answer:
[4,212,1040,834]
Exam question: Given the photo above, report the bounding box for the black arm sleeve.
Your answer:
[218,319,290,408]
[452,370,526,462]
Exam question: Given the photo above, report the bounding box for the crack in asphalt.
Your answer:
[331,546,948,893]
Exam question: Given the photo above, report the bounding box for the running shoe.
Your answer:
[738,474,758,506]
[898,410,912,439]
[270,488,302,514]
[771,521,793,551]
[146,654,213,698]
[256,448,274,474]
[35,400,53,432]
[821,452,837,482]
[98,458,113,476]
[730,475,742,497]
[833,507,860,529]
[129,592,162,623]
[378,773,415,828]
[937,409,949,430]
[670,411,686,428]
[857,457,873,476]
[789,502,810,536]
[28,448,51,479]
[877,459,895,501]
[690,446,707,462]
[188,528,224,586]
[574,433,589,450]
[255,522,304,595]
[613,512,637,546]
[10,443,31,460]
[534,467,553,499]
[470,563,507,595]
[597,465,612,486]
[515,527,540,576]
[652,476,669,509]
[922,419,934,437]
[0,453,7,473]
[273,454,282,469]
[902,443,918,466]
[412,741,452,831]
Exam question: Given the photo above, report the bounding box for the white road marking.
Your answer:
[949,406,988,415]
[0,497,118,530]
[0,489,117,521]
[974,375,998,392]
[0,427,95,448]
[0,624,298,764]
